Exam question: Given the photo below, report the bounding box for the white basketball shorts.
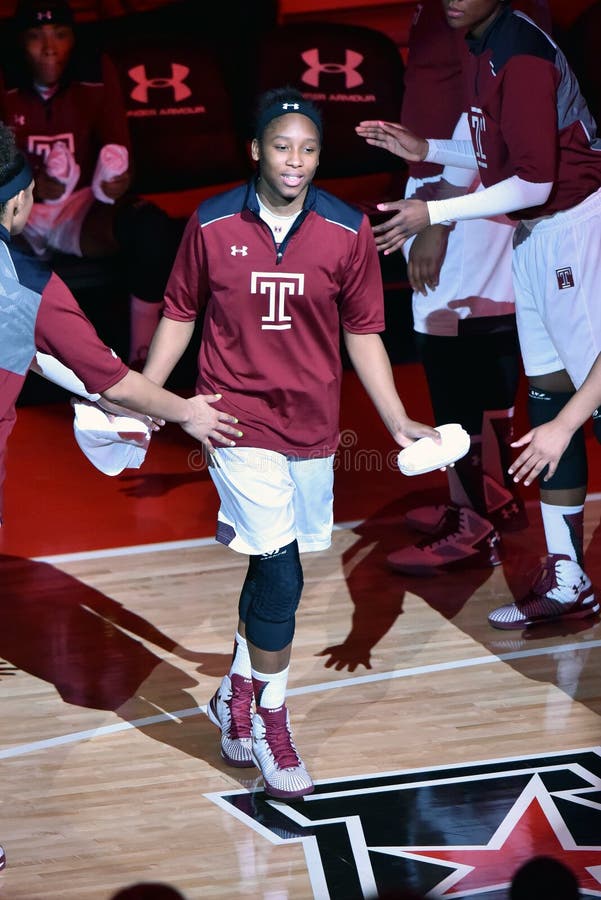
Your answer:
[513,186,601,389]
[404,176,516,336]
[208,447,334,556]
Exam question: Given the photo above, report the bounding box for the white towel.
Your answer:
[72,399,150,476]
[44,141,81,205]
[91,143,129,204]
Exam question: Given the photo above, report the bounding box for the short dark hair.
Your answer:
[0,122,21,217]
[253,86,323,141]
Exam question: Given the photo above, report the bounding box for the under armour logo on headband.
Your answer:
[36,9,53,20]
[282,103,300,111]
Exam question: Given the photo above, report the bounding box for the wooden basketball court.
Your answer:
[1,365,600,898]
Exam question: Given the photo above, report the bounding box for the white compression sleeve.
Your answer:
[425,137,477,169]
[427,175,553,225]
[33,352,101,401]
[440,114,479,189]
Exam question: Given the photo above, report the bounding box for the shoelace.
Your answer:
[228,687,253,739]
[263,713,300,769]
[417,507,462,549]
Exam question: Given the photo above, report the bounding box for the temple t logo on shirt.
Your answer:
[251,272,304,331]
[556,267,574,290]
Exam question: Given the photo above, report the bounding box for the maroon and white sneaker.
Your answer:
[252,705,314,799]
[206,674,254,768]
[488,554,599,630]
[404,476,528,536]
[388,506,501,575]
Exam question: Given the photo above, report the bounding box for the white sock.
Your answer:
[540,501,584,564]
[128,295,163,365]
[229,631,251,680]
[251,665,289,710]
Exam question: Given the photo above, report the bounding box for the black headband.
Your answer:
[256,100,323,140]
[0,155,33,201]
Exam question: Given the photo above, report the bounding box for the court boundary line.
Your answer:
[32,491,601,564]
[2,638,600,761]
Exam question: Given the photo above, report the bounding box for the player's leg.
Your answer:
[388,330,504,575]
[206,448,332,796]
[489,202,601,628]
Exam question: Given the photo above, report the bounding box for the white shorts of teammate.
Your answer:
[209,447,334,555]
[404,175,516,336]
[513,186,601,388]
[23,188,96,258]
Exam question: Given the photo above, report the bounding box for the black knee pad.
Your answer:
[244,541,304,652]
[593,408,601,445]
[527,388,588,488]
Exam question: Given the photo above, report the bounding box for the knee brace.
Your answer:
[528,388,588,488]
[242,540,304,652]
[593,408,601,445]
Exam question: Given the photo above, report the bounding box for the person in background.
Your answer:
[356,0,601,630]
[142,87,439,798]
[0,119,240,527]
[384,0,554,576]
[0,0,182,367]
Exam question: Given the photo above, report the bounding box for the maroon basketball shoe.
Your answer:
[388,506,501,575]
[207,673,254,767]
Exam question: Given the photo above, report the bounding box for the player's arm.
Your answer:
[100,368,240,449]
[342,330,439,447]
[142,316,195,387]
[509,354,601,485]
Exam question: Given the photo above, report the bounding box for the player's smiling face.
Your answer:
[23,23,75,88]
[442,0,504,37]
[252,113,320,214]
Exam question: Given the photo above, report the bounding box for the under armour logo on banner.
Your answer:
[128,63,192,104]
[556,267,575,289]
[230,246,248,256]
[301,48,364,89]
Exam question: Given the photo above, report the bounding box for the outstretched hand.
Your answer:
[372,199,431,255]
[181,393,243,453]
[355,120,428,162]
[508,421,573,485]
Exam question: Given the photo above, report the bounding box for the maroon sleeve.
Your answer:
[163,214,208,322]
[339,216,386,334]
[34,273,129,394]
[501,55,559,183]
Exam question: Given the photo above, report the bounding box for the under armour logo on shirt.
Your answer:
[231,246,248,256]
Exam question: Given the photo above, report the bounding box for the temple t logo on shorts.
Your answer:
[556,267,575,290]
